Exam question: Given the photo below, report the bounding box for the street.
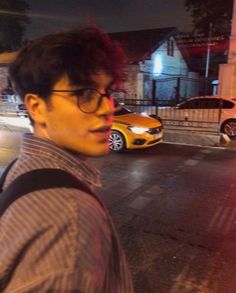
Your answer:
[92,143,236,292]
[1,131,236,292]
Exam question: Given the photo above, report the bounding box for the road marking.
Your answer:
[216,206,231,230]
[146,184,163,194]
[184,159,199,166]
[223,208,236,235]
[183,148,212,167]
[192,153,205,160]
[208,206,236,235]
[129,196,152,210]
[201,149,212,154]
[164,141,226,150]
[208,206,224,231]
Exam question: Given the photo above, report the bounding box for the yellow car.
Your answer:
[109,106,163,152]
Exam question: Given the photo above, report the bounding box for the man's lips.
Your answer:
[90,125,112,133]
[90,125,111,143]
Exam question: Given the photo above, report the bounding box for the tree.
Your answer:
[185,0,233,36]
[0,0,30,52]
[184,0,233,79]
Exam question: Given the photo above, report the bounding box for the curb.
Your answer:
[163,130,230,147]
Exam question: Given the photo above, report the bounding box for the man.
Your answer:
[0,27,134,292]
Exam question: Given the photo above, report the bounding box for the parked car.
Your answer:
[157,96,236,138]
[16,103,28,117]
[109,106,163,152]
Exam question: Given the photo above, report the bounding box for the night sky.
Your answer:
[25,0,192,38]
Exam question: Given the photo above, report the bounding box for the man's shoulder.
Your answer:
[3,169,106,225]
[2,157,107,226]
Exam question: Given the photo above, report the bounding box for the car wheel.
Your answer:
[109,130,126,152]
[221,119,236,138]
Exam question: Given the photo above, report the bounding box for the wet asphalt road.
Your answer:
[92,144,236,293]
[1,131,236,292]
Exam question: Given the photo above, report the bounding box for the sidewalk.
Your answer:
[163,128,231,147]
[0,115,235,159]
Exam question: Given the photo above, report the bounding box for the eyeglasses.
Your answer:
[51,88,126,113]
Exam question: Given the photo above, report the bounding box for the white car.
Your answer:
[157,96,236,138]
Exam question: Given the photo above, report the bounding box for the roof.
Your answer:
[109,27,177,63]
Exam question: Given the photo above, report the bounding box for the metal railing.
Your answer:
[119,97,222,134]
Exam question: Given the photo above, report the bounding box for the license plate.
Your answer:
[154,133,161,139]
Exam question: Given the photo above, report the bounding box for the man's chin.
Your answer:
[62,142,110,158]
[90,149,110,157]
[89,144,110,157]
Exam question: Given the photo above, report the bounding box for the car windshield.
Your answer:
[114,106,132,116]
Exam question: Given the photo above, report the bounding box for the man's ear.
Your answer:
[24,93,47,125]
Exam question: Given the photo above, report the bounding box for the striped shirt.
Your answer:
[0,133,134,293]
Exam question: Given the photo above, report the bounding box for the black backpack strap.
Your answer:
[0,168,104,217]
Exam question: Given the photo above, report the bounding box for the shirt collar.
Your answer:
[20,133,101,187]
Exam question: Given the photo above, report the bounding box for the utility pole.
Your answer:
[218,0,236,97]
[228,0,236,64]
[205,23,213,79]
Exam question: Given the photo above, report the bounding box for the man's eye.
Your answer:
[85,90,98,97]
[77,90,96,103]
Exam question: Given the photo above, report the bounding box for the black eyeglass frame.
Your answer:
[51,88,125,113]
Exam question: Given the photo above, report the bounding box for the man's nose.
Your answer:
[97,96,115,116]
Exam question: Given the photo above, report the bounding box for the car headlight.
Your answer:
[128,126,149,134]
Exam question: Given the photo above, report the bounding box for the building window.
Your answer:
[167,39,174,57]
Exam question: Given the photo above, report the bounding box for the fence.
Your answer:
[116,75,221,133]
[142,75,216,103]
[0,90,222,134]
[0,95,20,116]
[119,97,222,134]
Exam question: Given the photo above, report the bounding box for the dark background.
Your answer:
[25,0,193,38]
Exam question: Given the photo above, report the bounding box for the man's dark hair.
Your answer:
[9,27,127,101]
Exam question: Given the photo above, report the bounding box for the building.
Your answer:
[0,52,17,92]
[110,27,199,103]
[0,31,199,104]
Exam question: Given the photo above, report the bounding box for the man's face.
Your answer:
[33,72,115,157]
